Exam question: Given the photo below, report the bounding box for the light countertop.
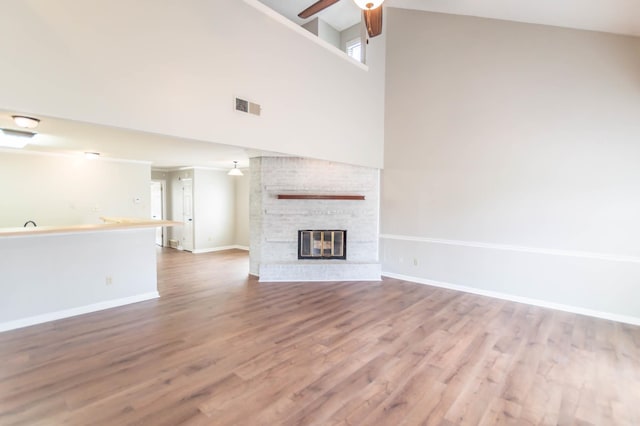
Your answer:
[0,217,181,237]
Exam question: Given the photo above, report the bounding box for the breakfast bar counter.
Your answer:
[0,217,181,237]
[0,217,181,332]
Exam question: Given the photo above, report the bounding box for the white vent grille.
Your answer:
[235,97,261,116]
[235,97,248,112]
[248,102,261,116]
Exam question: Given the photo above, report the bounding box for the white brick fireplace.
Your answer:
[250,157,381,281]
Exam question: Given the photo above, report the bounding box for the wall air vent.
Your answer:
[248,102,261,116]
[235,97,261,116]
[235,97,248,113]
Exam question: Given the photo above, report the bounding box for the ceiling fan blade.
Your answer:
[298,0,340,19]
[364,5,383,38]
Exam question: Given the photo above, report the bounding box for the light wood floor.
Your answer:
[1,248,639,425]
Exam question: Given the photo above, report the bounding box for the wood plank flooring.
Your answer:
[1,248,639,425]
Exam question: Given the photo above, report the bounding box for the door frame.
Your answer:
[150,179,167,247]
[180,177,194,252]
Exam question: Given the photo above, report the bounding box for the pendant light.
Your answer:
[228,161,243,176]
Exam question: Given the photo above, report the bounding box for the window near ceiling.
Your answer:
[346,37,362,63]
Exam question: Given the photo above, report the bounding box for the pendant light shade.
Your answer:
[353,0,383,10]
[228,161,243,176]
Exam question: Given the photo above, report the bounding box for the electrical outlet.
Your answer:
[106,276,113,285]
[413,258,418,266]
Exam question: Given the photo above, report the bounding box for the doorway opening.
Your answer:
[150,180,166,247]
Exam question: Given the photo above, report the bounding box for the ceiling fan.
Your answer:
[298,0,384,38]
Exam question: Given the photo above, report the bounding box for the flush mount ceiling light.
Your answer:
[0,128,36,149]
[228,161,243,176]
[12,115,40,129]
[84,151,101,159]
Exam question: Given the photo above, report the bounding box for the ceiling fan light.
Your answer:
[353,0,383,10]
[228,161,244,176]
[12,115,40,129]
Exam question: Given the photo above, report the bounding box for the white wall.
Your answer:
[0,229,158,331]
[0,0,385,169]
[302,18,319,39]
[340,23,361,51]
[318,19,341,49]
[302,18,340,49]
[382,10,640,322]
[151,170,168,181]
[162,168,248,251]
[0,151,150,228]
[193,169,236,251]
[304,19,359,58]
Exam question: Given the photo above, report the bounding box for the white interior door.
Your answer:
[181,179,194,251]
[150,181,164,246]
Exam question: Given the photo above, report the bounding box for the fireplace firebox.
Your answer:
[298,230,346,260]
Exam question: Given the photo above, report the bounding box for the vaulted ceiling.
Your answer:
[3,1,638,169]
[261,0,640,37]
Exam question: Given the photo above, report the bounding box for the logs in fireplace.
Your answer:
[298,230,347,260]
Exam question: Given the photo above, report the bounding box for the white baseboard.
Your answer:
[382,272,640,326]
[0,291,160,333]
[192,245,249,254]
[259,278,382,283]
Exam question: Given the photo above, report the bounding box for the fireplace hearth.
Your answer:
[298,230,346,260]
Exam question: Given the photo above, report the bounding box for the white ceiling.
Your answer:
[0,111,274,170]
[259,0,362,32]
[390,0,640,37]
[260,0,640,37]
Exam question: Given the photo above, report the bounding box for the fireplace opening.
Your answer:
[298,230,347,260]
